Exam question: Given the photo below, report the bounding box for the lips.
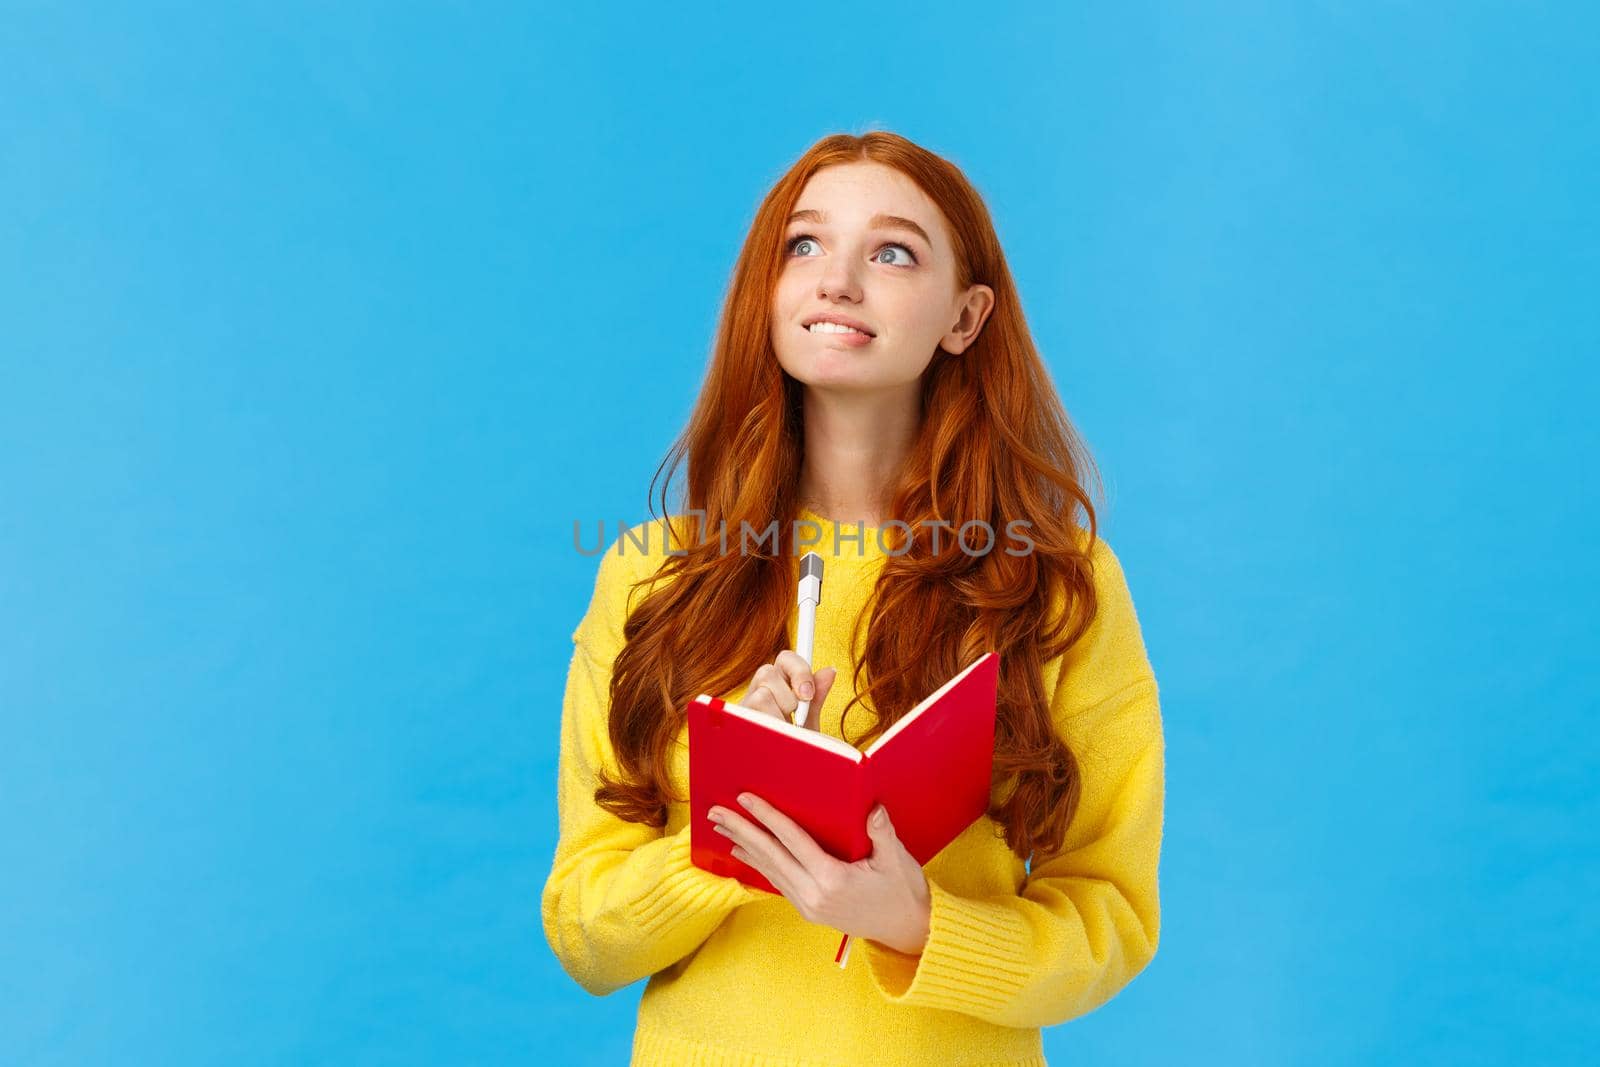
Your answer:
[802,322,874,347]
[801,313,876,336]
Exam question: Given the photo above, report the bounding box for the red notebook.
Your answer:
[688,651,1000,896]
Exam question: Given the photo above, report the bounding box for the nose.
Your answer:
[817,259,863,303]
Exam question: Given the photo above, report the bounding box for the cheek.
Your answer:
[770,289,802,344]
[898,302,946,341]
[770,318,805,373]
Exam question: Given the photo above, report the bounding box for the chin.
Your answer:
[795,366,877,390]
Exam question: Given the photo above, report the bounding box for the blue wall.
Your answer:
[3,3,1594,1063]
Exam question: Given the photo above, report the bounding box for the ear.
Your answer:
[942,283,995,356]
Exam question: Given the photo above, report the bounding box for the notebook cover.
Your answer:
[688,651,999,894]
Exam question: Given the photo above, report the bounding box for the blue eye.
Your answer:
[785,233,918,266]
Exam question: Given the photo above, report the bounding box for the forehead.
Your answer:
[791,162,946,247]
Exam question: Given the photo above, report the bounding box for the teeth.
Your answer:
[808,322,865,335]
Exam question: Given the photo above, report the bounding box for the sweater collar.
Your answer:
[795,505,890,564]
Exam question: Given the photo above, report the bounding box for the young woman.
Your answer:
[542,131,1165,1066]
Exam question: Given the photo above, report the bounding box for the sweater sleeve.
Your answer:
[859,536,1165,1027]
[540,527,760,997]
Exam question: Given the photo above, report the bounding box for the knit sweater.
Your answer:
[542,507,1165,1066]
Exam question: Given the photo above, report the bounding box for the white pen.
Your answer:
[793,551,823,727]
[794,550,853,968]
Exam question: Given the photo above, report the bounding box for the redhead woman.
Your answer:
[542,130,1164,1066]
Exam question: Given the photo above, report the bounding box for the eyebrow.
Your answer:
[785,209,933,250]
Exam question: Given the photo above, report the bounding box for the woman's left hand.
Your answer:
[708,793,932,955]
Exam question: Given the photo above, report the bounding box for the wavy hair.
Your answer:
[594,129,1105,864]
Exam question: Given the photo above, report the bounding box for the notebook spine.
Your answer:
[856,754,877,860]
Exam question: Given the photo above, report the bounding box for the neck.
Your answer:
[797,386,920,528]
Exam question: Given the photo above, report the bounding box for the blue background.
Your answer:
[3,3,1595,1064]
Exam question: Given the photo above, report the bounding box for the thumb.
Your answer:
[867,803,898,846]
[804,666,838,730]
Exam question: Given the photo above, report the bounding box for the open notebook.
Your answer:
[687,652,1000,963]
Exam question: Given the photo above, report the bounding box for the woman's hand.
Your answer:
[740,649,838,732]
[707,793,933,956]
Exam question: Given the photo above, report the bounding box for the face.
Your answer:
[771,161,993,394]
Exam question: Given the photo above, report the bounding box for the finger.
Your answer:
[743,684,785,722]
[773,649,818,704]
[863,803,911,866]
[734,793,839,877]
[811,666,837,713]
[715,807,810,897]
[750,664,797,715]
[799,666,837,731]
[729,844,802,905]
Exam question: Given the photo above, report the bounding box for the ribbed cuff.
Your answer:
[861,875,1033,1015]
[637,822,763,930]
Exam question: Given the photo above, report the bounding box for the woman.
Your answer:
[542,130,1165,1066]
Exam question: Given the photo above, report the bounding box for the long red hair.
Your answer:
[595,130,1105,864]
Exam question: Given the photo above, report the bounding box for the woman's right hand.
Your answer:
[741,650,838,731]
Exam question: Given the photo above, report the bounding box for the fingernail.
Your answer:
[801,682,814,698]
[873,806,887,827]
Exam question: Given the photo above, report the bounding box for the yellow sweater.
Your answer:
[542,508,1165,1066]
